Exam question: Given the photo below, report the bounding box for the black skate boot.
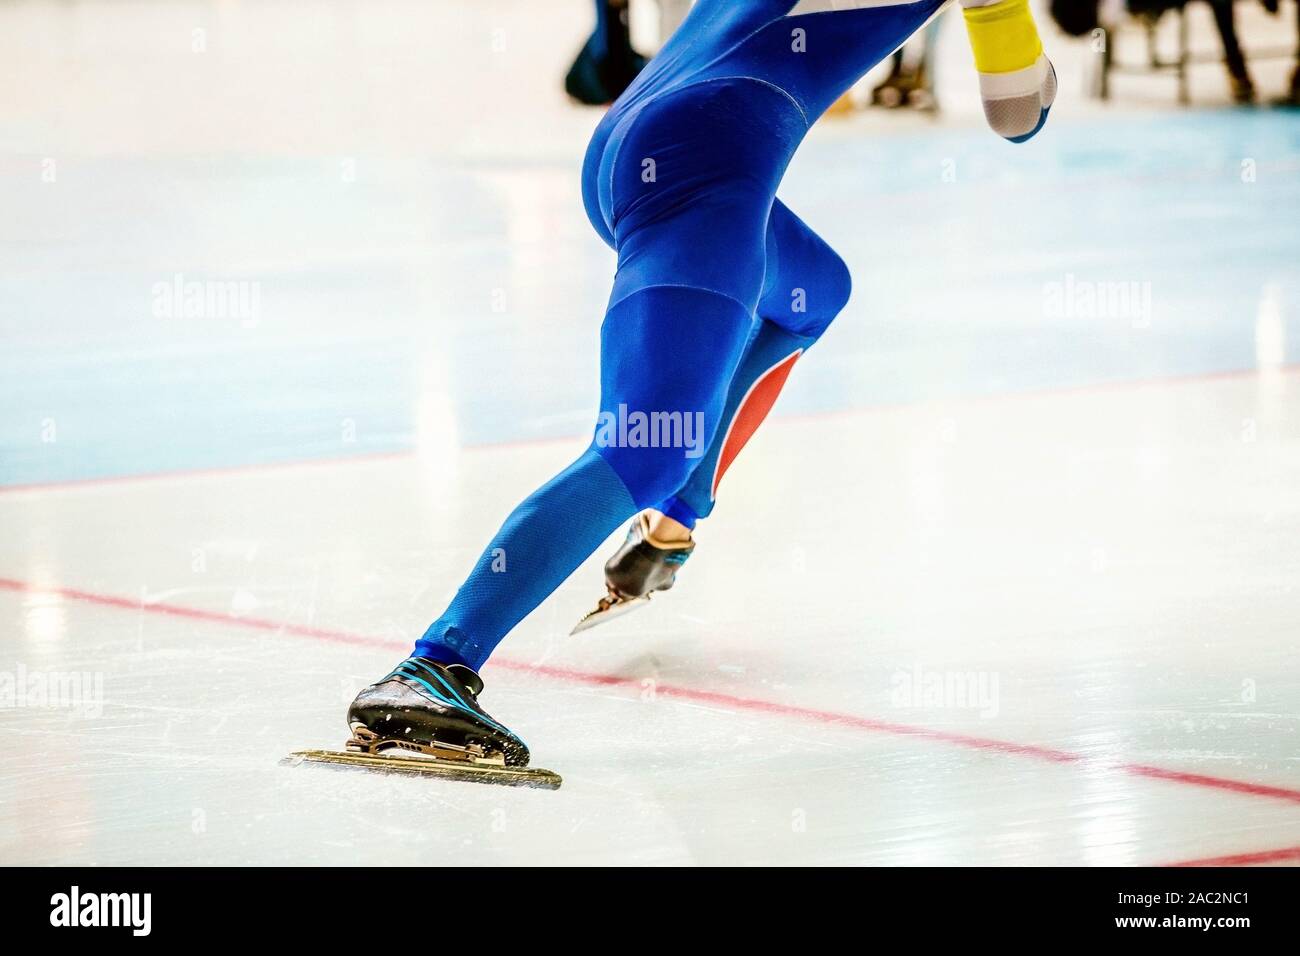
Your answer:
[283,659,561,788]
[572,511,694,633]
[346,657,529,766]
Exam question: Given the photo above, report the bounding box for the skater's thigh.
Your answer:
[594,284,754,508]
[601,78,806,311]
[589,79,805,505]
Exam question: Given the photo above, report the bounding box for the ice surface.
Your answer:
[1,0,1298,866]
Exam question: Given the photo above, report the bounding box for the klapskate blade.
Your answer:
[281,750,562,790]
[570,594,650,634]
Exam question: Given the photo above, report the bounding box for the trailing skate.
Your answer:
[283,657,561,789]
[572,512,694,634]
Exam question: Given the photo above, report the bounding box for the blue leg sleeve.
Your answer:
[414,449,636,670]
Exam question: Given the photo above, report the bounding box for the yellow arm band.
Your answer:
[963,0,1043,75]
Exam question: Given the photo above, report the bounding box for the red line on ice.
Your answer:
[1164,845,1300,867]
[3,575,1300,812]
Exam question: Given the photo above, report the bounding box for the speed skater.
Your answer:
[343,0,1057,773]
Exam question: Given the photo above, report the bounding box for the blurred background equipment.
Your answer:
[565,0,647,105]
[1051,0,1300,104]
[870,14,945,112]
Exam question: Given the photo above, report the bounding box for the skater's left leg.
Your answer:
[655,200,852,531]
[412,281,752,669]
[579,201,850,627]
[353,283,754,758]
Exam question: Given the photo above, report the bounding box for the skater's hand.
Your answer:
[976,53,1056,143]
[962,0,1055,143]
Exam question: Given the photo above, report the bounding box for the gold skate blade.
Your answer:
[281,749,562,790]
[570,593,650,635]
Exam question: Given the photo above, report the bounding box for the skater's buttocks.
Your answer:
[581,0,949,250]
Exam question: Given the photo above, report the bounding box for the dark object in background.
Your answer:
[565,0,647,106]
[1051,0,1298,104]
[1050,0,1101,36]
[869,16,942,113]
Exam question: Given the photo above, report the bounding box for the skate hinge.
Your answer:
[346,726,506,766]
